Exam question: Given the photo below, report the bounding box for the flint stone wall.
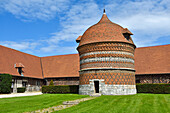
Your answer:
[79,79,136,95]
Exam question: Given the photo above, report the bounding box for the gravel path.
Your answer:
[25,97,96,113]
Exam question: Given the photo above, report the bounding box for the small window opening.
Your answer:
[18,67,23,75]
[14,63,24,76]
[123,33,130,40]
[36,81,40,86]
[22,82,27,87]
[136,80,140,83]
[11,82,14,88]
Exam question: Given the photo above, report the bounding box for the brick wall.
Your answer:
[135,74,170,84]
[46,77,79,85]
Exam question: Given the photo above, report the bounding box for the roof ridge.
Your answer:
[0,44,39,58]
[41,53,78,58]
[40,57,44,78]
[136,44,170,49]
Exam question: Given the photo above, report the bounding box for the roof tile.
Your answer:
[0,45,43,79]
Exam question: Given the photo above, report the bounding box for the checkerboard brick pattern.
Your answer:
[79,70,135,85]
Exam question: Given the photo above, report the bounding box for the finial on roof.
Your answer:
[103,9,106,14]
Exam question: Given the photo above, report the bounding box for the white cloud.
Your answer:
[0,41,39,50]
[40,45,77,54]
[113,14,170,46]
[47,1,100,43]
[0,0,70,21]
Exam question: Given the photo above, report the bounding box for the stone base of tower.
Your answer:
[79,84,136,95]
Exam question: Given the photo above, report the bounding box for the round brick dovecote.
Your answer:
[77,11,136,95]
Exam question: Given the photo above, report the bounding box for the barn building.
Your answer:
[77,10,136,95]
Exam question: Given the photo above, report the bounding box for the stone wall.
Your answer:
[79,79,136,95]
[136,74,170,84]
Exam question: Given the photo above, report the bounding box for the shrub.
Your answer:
[136,83,170,94]
[0,74,12,94]
[49,80,54,86]
[17,87,26,93]
[42,85,79,94]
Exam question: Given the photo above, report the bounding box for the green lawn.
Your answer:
[0,94,169,113]
[0,94,88,113]
[57,94,170,113]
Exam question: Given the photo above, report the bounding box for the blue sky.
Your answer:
[0,0,170,57]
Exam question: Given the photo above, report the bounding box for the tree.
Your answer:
[0,74,12,94]
[49,80,54,86]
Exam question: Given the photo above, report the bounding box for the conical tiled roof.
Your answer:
[78,12,135,47]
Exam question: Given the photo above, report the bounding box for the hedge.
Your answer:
[11,87,26,93]
[42,85,79,94]
[17,87,26,93]
[136,83,170,94]
[0,74,12,94]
